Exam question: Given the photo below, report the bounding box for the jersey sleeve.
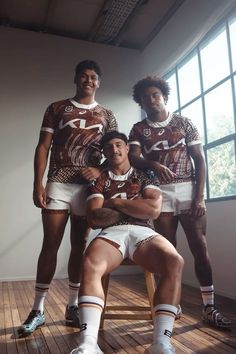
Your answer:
[106,110,118,132]
[87,175,105,201]
[184,117,201,146]
[128,124,142,146]
[40,103,57,134]
[142,173,161,192]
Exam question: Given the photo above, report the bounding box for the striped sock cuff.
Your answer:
[35,283,50,293]
[69,282,80,291]
[79,296,104,312]
[154,304,178,318]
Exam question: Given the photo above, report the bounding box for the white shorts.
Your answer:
[160,181,195,215]
[45,182,88,216]
[96,224,158,260]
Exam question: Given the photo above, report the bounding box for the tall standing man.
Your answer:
[70,131,183,354]
[18,60,118,336]
[128,75,231,329]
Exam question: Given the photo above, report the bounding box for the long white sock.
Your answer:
[68,281,80,307]
[153,304,177,346]
[200,285,214,306]
[32,283,49,313]
[78,296,104,348]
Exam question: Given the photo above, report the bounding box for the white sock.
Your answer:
[200,285,214,306]
[68,281,80,307]
[32,283,49,313]
[78,296,104,348]
[153,304,177,346]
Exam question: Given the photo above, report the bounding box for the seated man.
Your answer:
[70,131,184,354]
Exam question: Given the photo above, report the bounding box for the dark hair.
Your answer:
[75,60,102,78]
[133,76,170,106]
[100,131,128,148]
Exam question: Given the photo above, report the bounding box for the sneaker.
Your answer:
[70,344,104,354]
[17,310,45,336]
[175,304,182,320]
[65,305,80,327]
[202,305,232,329]
[144,342,175,354]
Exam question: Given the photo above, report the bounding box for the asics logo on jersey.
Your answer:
[117,182,125,188]
[78,110,87,115]
[59,118,103,132]
[158,129,165,136]
[144,138,186,154]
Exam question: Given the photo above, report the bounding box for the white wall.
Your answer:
[140,0,236,300]
[0,27,141,281]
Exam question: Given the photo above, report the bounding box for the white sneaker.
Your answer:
[144,342,175,354]
[70,344,104,354]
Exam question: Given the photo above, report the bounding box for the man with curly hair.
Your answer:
[128,75,231,330]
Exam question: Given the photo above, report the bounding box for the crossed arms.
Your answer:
[87,187,162,229]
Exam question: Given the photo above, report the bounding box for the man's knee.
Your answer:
[165,251,184,276]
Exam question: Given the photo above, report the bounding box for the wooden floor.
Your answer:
[1,275,236,354]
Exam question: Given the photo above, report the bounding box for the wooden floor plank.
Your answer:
[1,275,236,354]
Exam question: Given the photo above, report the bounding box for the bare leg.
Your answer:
[179,214,212,286]
[133,235,183,307]
[153,214,179,247]
[134,235,184,354]
[80,238,123,298]
[68,215,89,284]
[36,211,69,283]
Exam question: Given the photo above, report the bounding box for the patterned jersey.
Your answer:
[41,98,118,183]
[129,113,201,184]
[87,167,160,228]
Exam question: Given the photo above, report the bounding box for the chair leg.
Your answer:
[145,271,156,321]
[100,274,110,329]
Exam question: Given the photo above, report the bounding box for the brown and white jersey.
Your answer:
[41,98,118,183]
[129,113,201,183]
[87,167,160,228]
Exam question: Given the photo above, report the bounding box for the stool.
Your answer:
[100,258,156,328]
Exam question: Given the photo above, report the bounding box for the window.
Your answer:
[165,10,236,201]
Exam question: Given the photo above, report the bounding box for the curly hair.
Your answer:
[132,76,170,106]
[75,60,102,78]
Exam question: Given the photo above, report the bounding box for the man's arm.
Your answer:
[104,187,162,220]
[188,144,206,217]
[33,131,52,208]
[87,197,123,229]
[129,144,176,183]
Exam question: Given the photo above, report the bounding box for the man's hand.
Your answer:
[80,167,101,182]
[152,162,176,184]
[190,198,207,217]
[33,184,47,208]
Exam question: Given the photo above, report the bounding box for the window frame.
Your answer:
[164,10,236,202]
